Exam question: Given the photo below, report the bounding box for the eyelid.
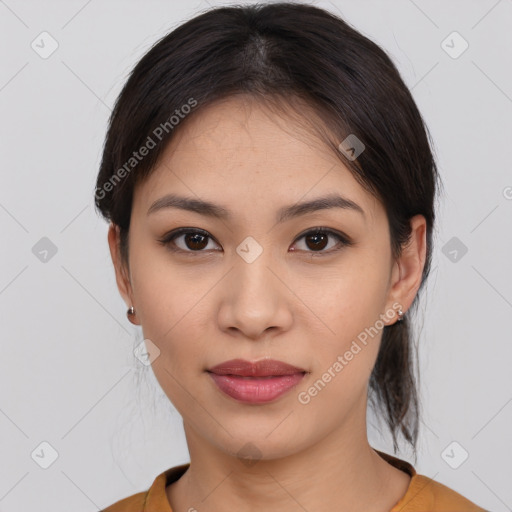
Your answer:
[158,226,353,255]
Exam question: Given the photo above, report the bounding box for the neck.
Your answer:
[166,416,411,512]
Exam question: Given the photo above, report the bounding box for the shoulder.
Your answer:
[407,474,489,511]
[100,490,147,512]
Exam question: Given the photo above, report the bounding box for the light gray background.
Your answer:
[1,0,511,511]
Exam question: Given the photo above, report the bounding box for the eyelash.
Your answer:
[157,227,353,256]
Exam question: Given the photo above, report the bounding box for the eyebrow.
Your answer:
[147,193,365,222]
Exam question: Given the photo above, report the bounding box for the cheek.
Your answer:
[301,286,384,411]
[129,254,224,381]
[298,259,389,392]
[132,260,211,410]
[303,259,389,337]
[296,330,382,425]
[129,241,198,329]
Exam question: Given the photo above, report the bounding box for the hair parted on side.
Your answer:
[94,1,441,456]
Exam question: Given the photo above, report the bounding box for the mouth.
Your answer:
[206,358,307,403]
[207,358,306,377]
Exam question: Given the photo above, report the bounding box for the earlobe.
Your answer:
[385,215,427,324]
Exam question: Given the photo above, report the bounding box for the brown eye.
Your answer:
[304,232,329,251]
[159,227,352,256]
[183,232,209,250]
[159,228,220,253]
[291,228,352,254]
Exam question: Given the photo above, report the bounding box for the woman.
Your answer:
[96,3,488,511]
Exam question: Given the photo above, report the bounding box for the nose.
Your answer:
[217,247,293,341]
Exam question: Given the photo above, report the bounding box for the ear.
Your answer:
[107,222,140,325]
[384,214,427,325]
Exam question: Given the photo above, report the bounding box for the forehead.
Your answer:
[133,96,382,226]
[155,95,341,175]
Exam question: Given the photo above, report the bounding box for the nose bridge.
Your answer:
[218,235,291,338]
[233,235,277,307]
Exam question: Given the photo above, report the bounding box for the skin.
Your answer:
[108,95,427,512]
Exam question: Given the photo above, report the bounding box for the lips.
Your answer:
[207,358,306,377]
[207,359,307,403]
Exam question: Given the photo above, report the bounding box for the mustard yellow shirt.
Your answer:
[101,450,489,511]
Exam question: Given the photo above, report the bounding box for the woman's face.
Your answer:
[110,96,424,461]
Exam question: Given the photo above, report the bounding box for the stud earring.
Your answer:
[397,309,404,322]
[127,306,136,321]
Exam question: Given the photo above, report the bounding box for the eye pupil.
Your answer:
[306,232,328,251]
[186,233,208,250]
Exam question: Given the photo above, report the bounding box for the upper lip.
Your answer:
[207,358,306,377]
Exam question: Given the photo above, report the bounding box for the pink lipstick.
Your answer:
[207,358,306,404]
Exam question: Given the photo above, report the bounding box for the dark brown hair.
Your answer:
[95,2,441,455]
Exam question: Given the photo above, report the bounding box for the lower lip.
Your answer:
[208,372,305,404]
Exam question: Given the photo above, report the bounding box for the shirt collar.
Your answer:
[144,451,429,511]
[144,463,189,512]
[375,449,436,511]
